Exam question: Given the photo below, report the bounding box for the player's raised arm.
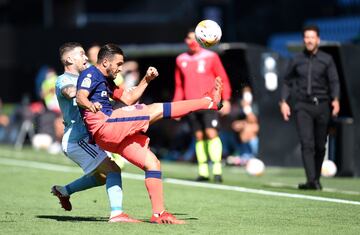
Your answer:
[119,66,158,105]
[76,89,102,113]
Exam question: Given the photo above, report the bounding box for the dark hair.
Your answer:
[188,27,196,34]
[59,42,82,65]
[97,43,124,64]
[302,25,320,36]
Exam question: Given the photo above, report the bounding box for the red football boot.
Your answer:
[150,211,185,224]
[51,185,72,211]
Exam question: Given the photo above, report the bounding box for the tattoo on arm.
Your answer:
[61,85,77,99]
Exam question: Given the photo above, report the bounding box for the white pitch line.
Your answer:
[1,158,360,206]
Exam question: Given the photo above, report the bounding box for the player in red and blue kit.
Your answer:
[76,43,223,224]
[173,30,232,183]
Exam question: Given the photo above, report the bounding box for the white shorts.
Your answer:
[62,136,108,175]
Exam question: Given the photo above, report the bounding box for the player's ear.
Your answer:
[65,56,73,65]
[102,58,109,68]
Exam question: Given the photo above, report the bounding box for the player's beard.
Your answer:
[106,67,117,80]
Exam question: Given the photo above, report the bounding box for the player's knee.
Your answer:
[144,157,161,171]
[97,157,121,174]
[148,103,163,123]
[93,172,106,185]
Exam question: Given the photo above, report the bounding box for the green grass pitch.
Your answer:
[0,145,359,234]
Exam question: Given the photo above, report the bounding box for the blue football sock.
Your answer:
[65,174,102,195]
[106,172,123,214]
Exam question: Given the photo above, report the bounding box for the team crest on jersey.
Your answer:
[81,77,91,88]
[181,61,188,68]
[197,60,206,73]
[101,91,108,97]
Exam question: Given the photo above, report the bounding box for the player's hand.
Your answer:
[88,102,102,113]
[219,100,231,116]
[280,101,291,121]
[145,66,159,82]
[331,99,340,117]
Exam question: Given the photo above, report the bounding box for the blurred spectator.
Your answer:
[121,60,140,89]
[30,67,63,153]
[0,98,10,142]
[34,65,52,100]
[40,68,61,113]
[86,43,101,65]
[225,86,259,166]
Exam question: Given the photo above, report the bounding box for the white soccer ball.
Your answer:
[321,160,337,177]
[195,20,222,48]
[245,158,265,176]
[32,133,53,150]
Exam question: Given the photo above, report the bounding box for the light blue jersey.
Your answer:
[56,72,88,143]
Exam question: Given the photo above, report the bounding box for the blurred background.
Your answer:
[0,0,359,176]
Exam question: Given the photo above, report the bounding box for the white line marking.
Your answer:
[1,158,360,206]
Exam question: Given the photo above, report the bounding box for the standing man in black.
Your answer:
[280,25,340,190]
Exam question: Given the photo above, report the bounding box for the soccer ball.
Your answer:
[321,160,337,177]
[245,158,265,176]
[32,133,53,150]
[195,20,222,48]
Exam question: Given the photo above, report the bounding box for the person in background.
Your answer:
[280,25,340,190]
[86,43,101,66]
[31,68,63,153]
[227,86,259,166]
[0,98,10,142]
[173,29,232,183]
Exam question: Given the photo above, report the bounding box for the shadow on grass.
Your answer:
[37,213,198,224]
[262,183,297,191]
[36,215,107,222]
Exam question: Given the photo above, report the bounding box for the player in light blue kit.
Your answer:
[52,42,139,223]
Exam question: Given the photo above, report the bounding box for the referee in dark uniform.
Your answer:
[280,25,340,190]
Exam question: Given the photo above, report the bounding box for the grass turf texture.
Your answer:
[0,145,359,234]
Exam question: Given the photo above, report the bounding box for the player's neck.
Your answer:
[64,66,79,76]
[95,64,108,77]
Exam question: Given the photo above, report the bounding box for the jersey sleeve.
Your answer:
[77,71,98,94]
[173,59,185,101]
[212,53,232,101]
[56,76,74,97]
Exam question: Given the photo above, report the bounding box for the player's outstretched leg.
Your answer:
[51,173,105,211]
[148,76,223,123]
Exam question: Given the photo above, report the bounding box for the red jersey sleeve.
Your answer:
[111,86,124,101]
[213,54,232,101]
[173,62,185,101]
